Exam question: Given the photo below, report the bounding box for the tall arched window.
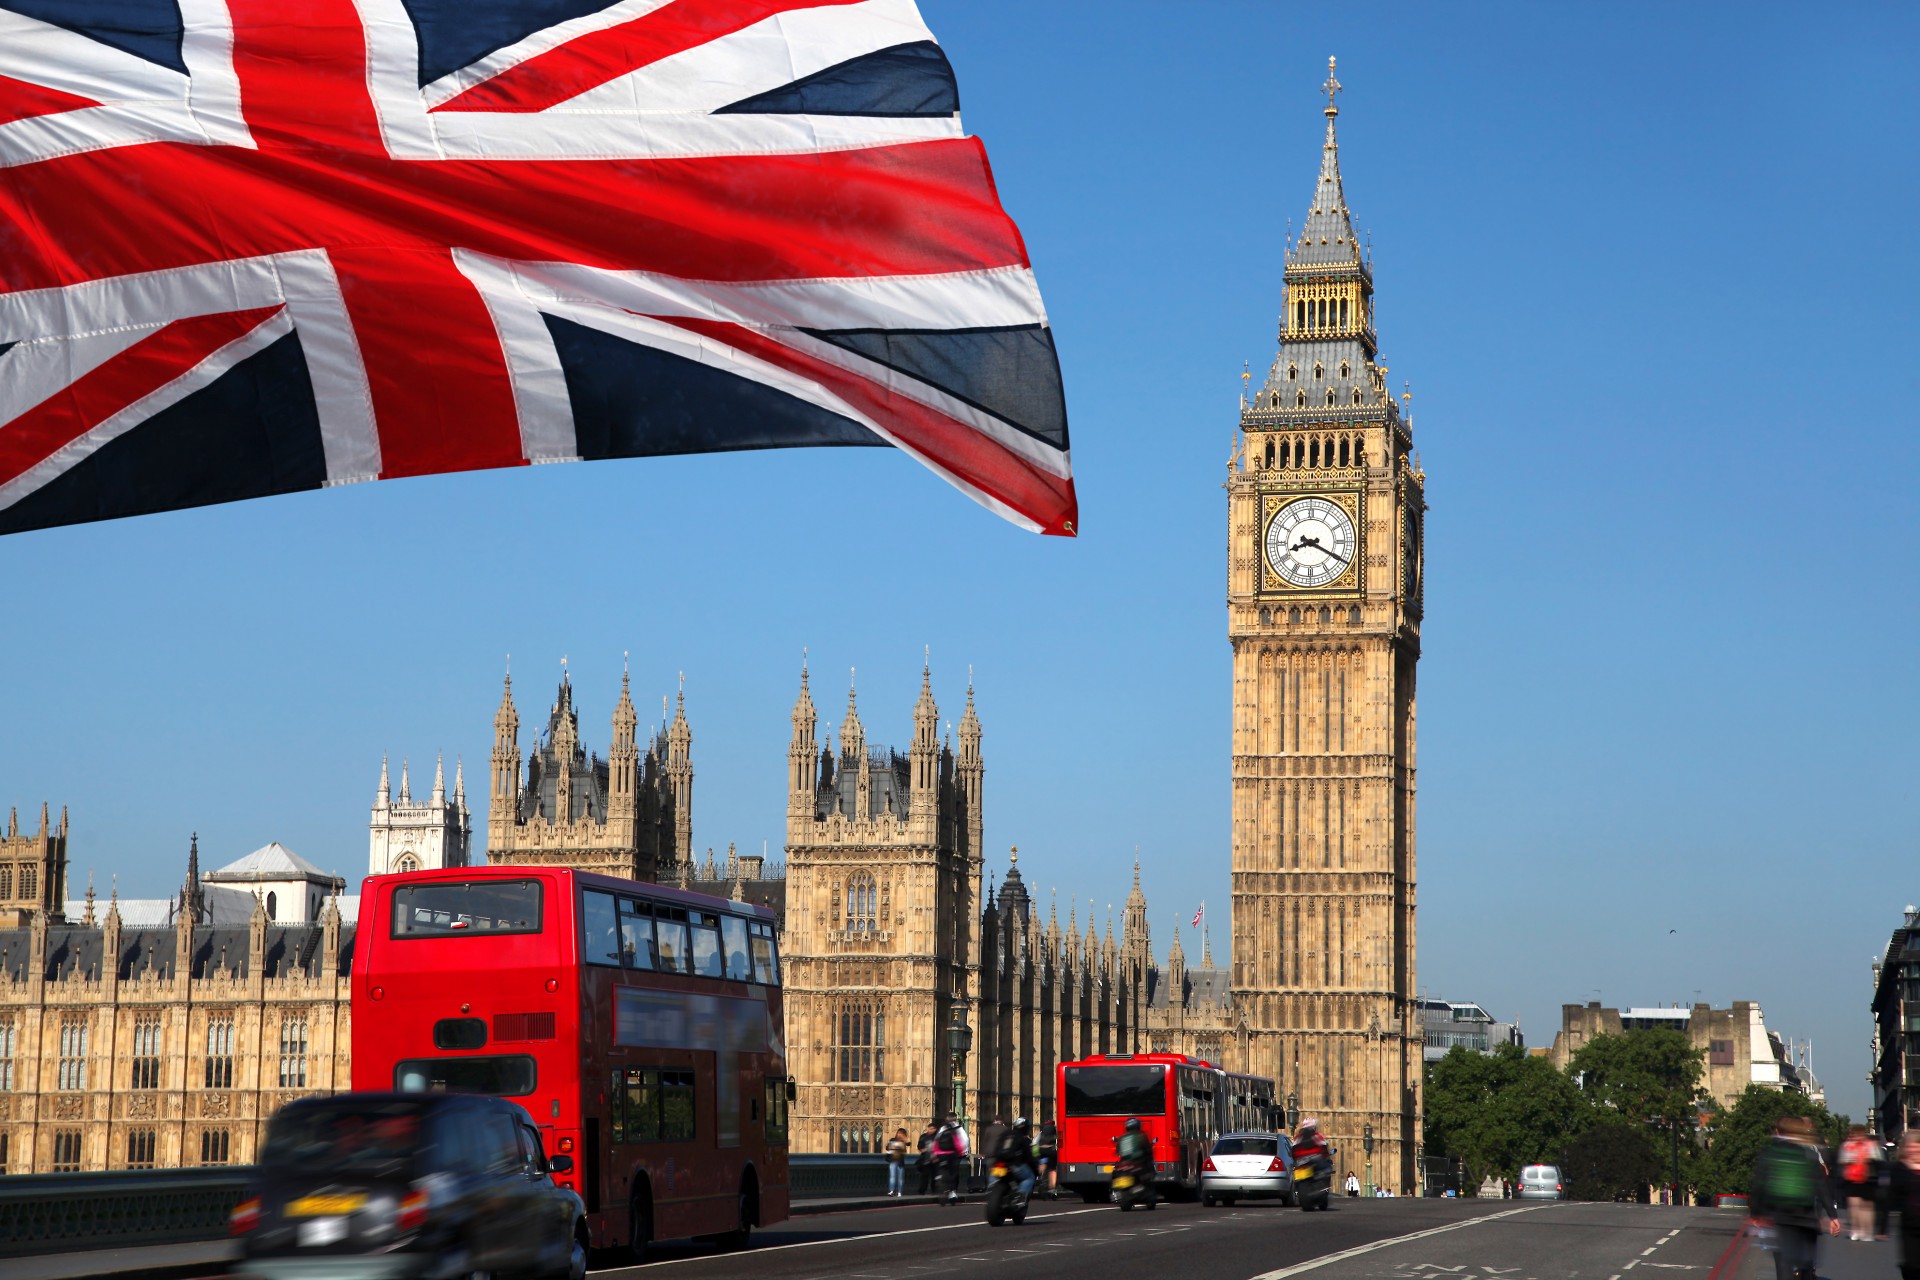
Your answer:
[1325,389,1336,407]
[396,854,419,874]
[265,891,277,920]
[834,998,886,1082]
[846,872,877,933]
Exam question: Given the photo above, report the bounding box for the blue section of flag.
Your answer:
[544,315,885,460]
[718,41,958,118]
[0,332,326,536]
[805,325,1067,448]
[397,0,613,86]
[2,0,185,73]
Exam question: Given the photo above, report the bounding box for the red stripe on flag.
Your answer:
[326,247,526,478]
[668,318,1078,535]
[434,0,868,113]
[0,139,1027,293]
[228,0,384,152]
[0,73,101,127]
[0,307,285,487]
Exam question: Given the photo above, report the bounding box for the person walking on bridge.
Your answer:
[1887,1130,1920,1279]
[1751,1115,1840,1280]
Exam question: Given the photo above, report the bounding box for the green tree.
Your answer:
[1562,1121,1662,1202]
[1425,1045,1595,1189]
[1568,1029,1706,1130]
[1697,1084,1832,1197]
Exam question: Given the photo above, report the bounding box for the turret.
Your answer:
[490,669,520,820]
[610,659,639,824]
[431,753,446,806]
[375,755,391,809]
[398,758,412,805]
[910,650,939,816]
[551,669,578,822]
[667,676,693,866]
[1167,914,1187,998]
[788,656,818,816]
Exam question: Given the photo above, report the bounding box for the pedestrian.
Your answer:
[1841,1125,1881,1241]
[1888,1130,1920,1279]
[933,1113,969,1203]
[1750,1114,1840,1280]
[1345,1171,1360,1197]
[1035,1120,1060,1199]
[885,1127,910,1197]
[980,1115,1008,1188]
[916,1120,938,1195]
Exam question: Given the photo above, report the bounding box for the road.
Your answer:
[600,1197,1759,1280]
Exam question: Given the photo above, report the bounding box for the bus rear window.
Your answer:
[393,880,542,937]
[395,1055,537,1097]
[1063,1065,1166,1117]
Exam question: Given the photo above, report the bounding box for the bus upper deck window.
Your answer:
[392,880,542,937]
[749,924,779,985]
[583,892,620,966]
[689,913,724,979]
[618,899,656,970]
[654,910,690,975]
[720,915,751,982]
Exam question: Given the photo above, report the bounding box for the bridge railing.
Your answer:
[0,1167,252,1259]
[0,1155,903,1259]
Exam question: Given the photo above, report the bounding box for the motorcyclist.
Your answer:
[994,1117,1039,1203]
[1292,1117,1330,1166]
[1113,1117,1154,1206]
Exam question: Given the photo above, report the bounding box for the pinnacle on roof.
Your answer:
[376,754,390,806]
[1125,855,1147,911]
[431,753,446,803]
[793,650,816,720]
[398,758,411,804]
[1292,56,1362,268]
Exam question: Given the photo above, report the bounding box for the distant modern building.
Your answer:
[1870,906,1920,1138]
[1418,999,1522,1065]
[1548,1000,1819,1111]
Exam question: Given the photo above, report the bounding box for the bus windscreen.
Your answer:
[392,880,542,937]
[1063,1064,1166,1117]
[394,1055,537,1096]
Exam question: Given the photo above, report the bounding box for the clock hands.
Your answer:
[1289,534,1349,565]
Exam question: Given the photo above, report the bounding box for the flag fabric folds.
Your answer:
[0,0,1076,537]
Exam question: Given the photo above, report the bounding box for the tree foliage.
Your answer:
[1567,1028,1705,1130]
[1424,1044,1591,1188]
[1562,1121,1662,1202]
[1696,1084,1833,1197]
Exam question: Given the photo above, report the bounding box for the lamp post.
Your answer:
[1285,1091,1299,1133]
[1363,1122,1374,1198]
[945,996,972,1139]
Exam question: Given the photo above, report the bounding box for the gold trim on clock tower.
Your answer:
[1228,58,1424,1193]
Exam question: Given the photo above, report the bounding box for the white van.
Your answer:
[1518,1164,1564,1200]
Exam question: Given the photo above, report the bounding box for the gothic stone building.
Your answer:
[0,841,353,1175]
[1227,61,1424,1190]
[487,666,692,881]
[781,663,1235,1153]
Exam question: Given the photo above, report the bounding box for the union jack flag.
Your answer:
[1191,902,1202,927]
[0,0,1075,537]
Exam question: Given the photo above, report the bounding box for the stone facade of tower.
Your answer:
[0,804,69,928]
[1227,62,1424,1191]
[486,665,692,881]
[368,754,472,877]
[0,842,353,1175]
[781,662,1236,1153]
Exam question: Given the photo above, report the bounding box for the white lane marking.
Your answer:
[1644,1266,1703,1270]
[1243,1205,1545,1279]
[1625,1262,1639,1270]
[600,1207,1113,1272]
[1642,1247,1658,1255]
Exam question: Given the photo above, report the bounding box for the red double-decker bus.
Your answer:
[353,866,790,1260]
[1053,1053,1279,1201]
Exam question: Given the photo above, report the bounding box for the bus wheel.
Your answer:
[719,1174,756,1250]
[628,1189,653,1266]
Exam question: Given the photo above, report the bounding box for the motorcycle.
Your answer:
[1110,1155,1156,1212]
[1292,1148,1334,1211]
[983,1162,1030,1226]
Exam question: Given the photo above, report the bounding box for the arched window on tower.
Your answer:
[1314,362,1324,380]
[1340,298,1349,328]
[1339,361,1350,380]
[1352,389,1363,405]
[834,997,886,1083]
[1296,390,1306,408]
[1264,439,1274,468]
[846,872,877,933]
[1320,606,1332,625]
[1287,364,1298,381]
[1259,606,1272,625]
[1326,389,1336,407]
[397,854,419,874]
[1339,437,1350,467]
[1310,439,1320,467]
[1289,606,1302,624]
[266,891,277,920]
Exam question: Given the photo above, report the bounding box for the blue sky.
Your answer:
[2,2,1915,1113]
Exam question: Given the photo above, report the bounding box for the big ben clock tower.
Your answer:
[1228,59,1424,1193]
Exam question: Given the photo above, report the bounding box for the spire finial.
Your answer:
[1322,55,1341,117]
[677,670,685,708]
[801,646,809,687]
[1009,844,1018,867]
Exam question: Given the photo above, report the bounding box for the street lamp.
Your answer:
[1363,1122,1374,1198]
[1285,1091,1299,1133]
[946,996,972,1135]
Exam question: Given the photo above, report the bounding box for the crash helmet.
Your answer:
[1297,1116,1320,1136]
[1125,1117,1143,1133]
[1013,1117,1031,1133]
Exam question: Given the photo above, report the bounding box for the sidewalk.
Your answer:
[794,1193,947,1214]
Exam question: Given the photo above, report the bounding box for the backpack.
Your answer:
[1760,1145,1817,1207]
[933,1127,958,1157]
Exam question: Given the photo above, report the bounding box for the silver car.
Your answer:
[1201,1132,1295,1207]
[1518,1163,1565,1200]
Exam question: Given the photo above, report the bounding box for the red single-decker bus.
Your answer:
[1053,1053,1278,1201]
[353,866,790,1260]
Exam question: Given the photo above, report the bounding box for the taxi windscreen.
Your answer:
[261,1101,424,1175]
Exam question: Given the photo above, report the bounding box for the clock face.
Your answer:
[1265,497,1357,588]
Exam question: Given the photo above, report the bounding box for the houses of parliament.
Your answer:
[0,64,1420,1184]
